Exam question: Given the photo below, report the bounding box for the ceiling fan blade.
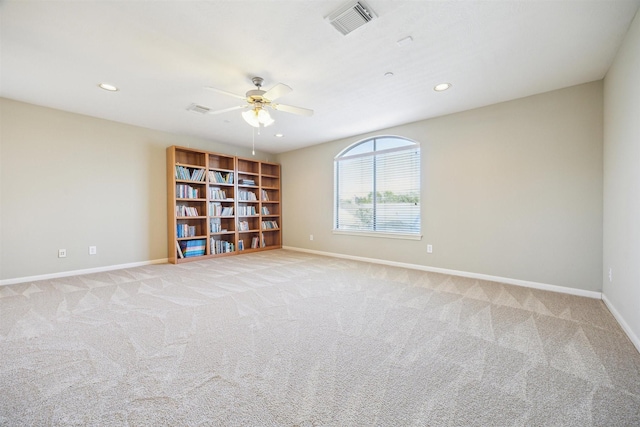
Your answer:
[263,83,292,101]
[207,105,246,115]
[205,86,246,101]
[273,103,314,117]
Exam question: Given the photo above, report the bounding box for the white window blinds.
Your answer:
[334,137,420,235]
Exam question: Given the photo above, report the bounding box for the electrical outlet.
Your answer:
[310,234,314,241]
[58,249,67,258]
[89,246,97,255]
[427,244,433,254]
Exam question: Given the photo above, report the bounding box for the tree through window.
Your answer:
[334,136,420,236]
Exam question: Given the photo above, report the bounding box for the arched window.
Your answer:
[334,136,421,238]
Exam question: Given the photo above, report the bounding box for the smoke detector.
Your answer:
[326,1,377,35]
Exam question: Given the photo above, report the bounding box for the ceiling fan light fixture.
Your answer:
[257,108,274,126]
[242,110,259,127]
[242,108,274,128]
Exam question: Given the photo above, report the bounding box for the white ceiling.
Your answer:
[1,1,639,154]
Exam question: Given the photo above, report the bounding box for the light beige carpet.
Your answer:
[1,249,639,426]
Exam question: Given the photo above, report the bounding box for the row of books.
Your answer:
[175,165,205,182]
[238,220,250,231]
[251,235,265,249]
[238,190,257,201]
[208,202,233,216]
[176,205,199,217]
[176,239,206,258]
[262,220,279,229]
[177,235,272,258]
[239,178,255,186]
[178,203,269,218]
[261,189,270,201]
[177,224,198,238]
[237,236,264,250]
[176,184,200,199]
[209,218,229,233]
[208,170,233,184]
[208,187,230,200]
[238,205,257,216]
[237,238,263,250]
[211,238,234,254]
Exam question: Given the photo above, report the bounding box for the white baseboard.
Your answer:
[283,246,602,299]
[0,258,168,286]
[601,294,640,354]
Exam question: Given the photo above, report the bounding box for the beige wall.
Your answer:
[603,10,640,344]
[0,98,274,281]
[279,82,604,292]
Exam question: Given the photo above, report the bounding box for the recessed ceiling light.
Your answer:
[275,133,284,138]
[434,83,452,92]
[98,83,118,91]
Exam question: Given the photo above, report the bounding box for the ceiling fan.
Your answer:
[205,77,313,128]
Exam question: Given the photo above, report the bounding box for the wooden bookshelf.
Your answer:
[259,161,282,250]
[167,146,282,263]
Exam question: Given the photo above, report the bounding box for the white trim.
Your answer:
[283,246,602,299]
[601,294,640,354]
[0,258,169,286]
[334,134,420,159]
[333,230,422,240]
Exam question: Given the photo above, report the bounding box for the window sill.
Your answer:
[332,230,422,241]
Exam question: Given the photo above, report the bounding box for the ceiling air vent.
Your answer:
[326,1,377,36]
[186,103,211,114]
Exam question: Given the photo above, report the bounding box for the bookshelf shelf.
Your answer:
[167,146,281,263]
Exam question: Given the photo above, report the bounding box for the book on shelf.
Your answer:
[238,190,257,201]
[209,202,222,216]
[208,187,227,200]
[175,165,205,182]
[238,220,249,231]
[207,170,233,184]
[176,241,184,259]
[209,203,233,216]
[238,205,256,216]
[250,236,259,249]
[176,184,200,199]
[177,224,198,238]
[261,220,279,229]
[261,189,269,201]
[240,178,255,186]
[210,238,235,254]
[176,205,199,217]
[238,239,244,251]
[210,218,221,233]
[261,206,270,215]
[179,239,206,257]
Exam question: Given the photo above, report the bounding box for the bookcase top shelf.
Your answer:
[175,162,205,169]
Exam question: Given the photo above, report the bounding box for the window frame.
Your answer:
[333,135,422,240]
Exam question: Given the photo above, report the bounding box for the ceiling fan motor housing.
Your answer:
[246,89,267,104]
